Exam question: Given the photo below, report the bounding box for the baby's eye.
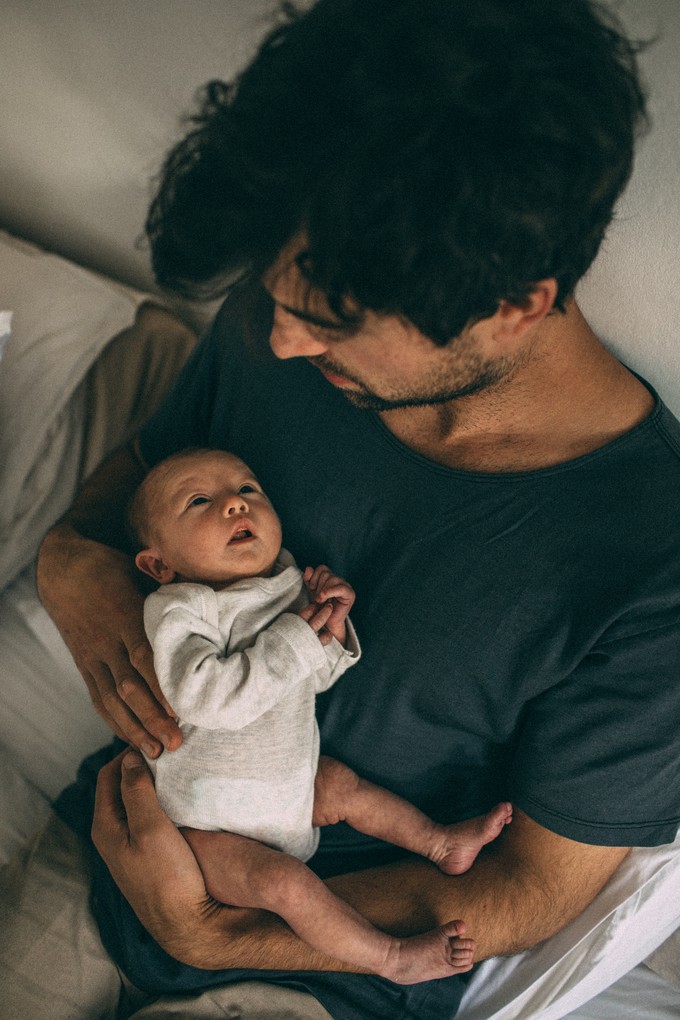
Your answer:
[189,496,211,507]
[239,484,257,494]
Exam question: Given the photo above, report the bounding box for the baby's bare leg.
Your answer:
[313,756,512,875]
[183,828,474,984]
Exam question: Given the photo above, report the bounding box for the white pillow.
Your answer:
[0,311,11,360]
[0,742,51,867]
[0,231,149,590]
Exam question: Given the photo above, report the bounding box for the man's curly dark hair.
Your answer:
[146,0,649,345]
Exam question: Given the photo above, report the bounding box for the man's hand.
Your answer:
[92,751,352,972]
[38,525,181,757]
[301,565,355,646]
[36,443,181,757]
[92,750,223,963]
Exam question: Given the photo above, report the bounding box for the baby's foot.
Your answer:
[430,802,513,875]
[380,920,475,985]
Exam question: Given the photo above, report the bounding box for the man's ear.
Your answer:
[135,549,176,585]
[493,278,558,343]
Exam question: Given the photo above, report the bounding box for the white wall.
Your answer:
[576,0,680,412]
[0,0,275,323]
[1,1,679,408]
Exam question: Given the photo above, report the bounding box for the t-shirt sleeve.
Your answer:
[510,607,680,847]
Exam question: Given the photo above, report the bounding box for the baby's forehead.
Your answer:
[155,451,253,494]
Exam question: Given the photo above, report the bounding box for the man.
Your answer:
[7,0,680,1018]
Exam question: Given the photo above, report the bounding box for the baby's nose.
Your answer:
[223,494,248,516]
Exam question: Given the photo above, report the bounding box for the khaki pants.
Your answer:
[0,815,332,1020]
[79,300,198,478]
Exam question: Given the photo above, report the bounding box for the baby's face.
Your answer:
[150,451,282,587]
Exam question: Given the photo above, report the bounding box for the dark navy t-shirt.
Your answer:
[58,284,680,1019]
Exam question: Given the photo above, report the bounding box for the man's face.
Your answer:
[148,451,282,588]
[262,247,518,413]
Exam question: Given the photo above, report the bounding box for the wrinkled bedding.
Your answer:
[0,230,148,590]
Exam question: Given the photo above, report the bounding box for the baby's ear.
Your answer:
[135,549,176,585]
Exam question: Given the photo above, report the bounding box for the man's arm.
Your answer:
[36,442,182,757]
[93,749,629,970]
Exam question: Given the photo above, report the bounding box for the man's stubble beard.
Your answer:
[310,342,529,414]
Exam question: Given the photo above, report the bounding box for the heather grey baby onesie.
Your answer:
[143,550,360,862]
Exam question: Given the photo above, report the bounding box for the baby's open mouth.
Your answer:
[230,528,253,543]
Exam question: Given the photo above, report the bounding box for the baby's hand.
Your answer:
[300,565,355,646]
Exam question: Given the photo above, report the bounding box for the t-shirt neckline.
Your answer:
[366,374,663,482]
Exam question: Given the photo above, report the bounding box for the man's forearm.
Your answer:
[171,901,370,973]
[35,440,180,752]
[331,809,629,962]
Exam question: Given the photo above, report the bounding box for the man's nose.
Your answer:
[269,307,328,360]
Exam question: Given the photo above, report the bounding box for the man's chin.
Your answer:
[334,388,389,411]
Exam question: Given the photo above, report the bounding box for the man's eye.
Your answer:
[310,323,350,343]
[190,496,211,506]
[239,484,257,494]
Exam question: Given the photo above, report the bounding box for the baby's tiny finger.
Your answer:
[308,603,333,633]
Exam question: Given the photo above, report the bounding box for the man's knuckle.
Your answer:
[138,706,163,729]
[101,687,122,711]
[93,702,113,725]
[128,644,149,672]
[113,676,136,702]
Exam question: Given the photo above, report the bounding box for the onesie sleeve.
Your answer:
[145,586,332,730]
[314,617,362,694]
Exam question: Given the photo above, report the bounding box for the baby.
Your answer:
[128,447,512,984]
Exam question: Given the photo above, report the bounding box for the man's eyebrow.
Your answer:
[279,303,351,331]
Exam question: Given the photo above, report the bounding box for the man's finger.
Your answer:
[115,669,182,752]
[125,635,175,716]
[92,662,166,758]
[118,749,175,844]
[80,668,129,741]
[92,752,130,851]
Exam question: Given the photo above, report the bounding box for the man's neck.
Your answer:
[378,303,655,473]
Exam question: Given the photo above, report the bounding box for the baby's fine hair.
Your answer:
[126,447,218,551]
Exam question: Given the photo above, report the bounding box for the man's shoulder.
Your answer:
[610,393,680,493]
[651,397,680,457]
[575,384,680,486]
[210,281,273,351]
